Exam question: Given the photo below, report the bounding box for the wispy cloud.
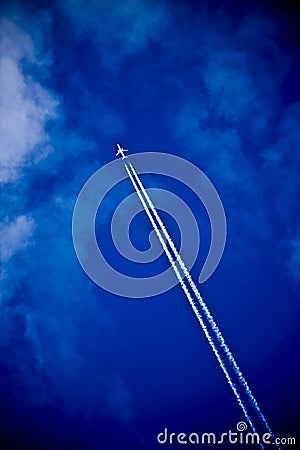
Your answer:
[0,18,58,184]
[0,7,134,428]
[0,214,35,263]
[262,102,300,282]
[166,7,299,282]
[59,0,169,68]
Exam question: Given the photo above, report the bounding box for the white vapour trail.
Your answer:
[124,163,261,445]
[126,161,278,449]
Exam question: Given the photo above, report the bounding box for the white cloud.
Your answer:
[0,215,35,263]
[0,18,58,183]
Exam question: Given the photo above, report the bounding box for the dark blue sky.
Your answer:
[0,0,299,449]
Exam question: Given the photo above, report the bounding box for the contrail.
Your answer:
[124,163,258,438]
[125,160,279,449]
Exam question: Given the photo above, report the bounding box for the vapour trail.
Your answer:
[124,163,260,444]
[125,161,278,449]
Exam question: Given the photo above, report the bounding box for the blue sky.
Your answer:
[0,0,299,448]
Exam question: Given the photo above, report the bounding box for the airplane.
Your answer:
[116,143,128,160]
